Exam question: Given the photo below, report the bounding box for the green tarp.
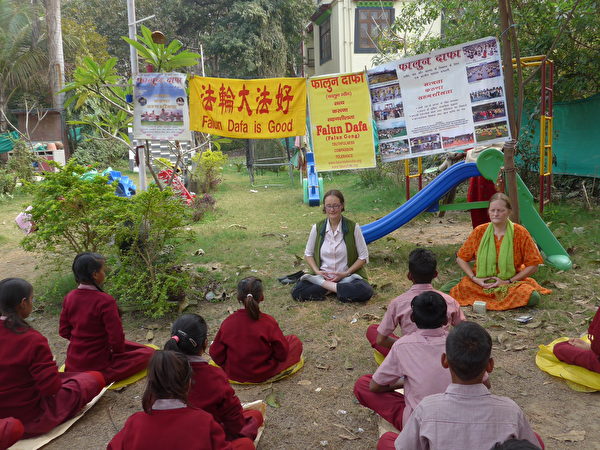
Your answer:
[523,93,600,178]
[0,131,19,153]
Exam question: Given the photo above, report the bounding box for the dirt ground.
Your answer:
[1,212,599,450]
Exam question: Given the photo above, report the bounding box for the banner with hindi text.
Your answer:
[189,76,305,139]
[307,71,376,172]
[368,37,511,163]
[133,73,191,141]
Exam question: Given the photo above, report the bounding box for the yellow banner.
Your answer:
[307,71,376,171]
[189,76,306,139]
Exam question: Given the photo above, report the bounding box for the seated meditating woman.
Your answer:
[553,307,600,373]
[291,189,374,303]
[450,193,551,311]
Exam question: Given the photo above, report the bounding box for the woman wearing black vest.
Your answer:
[291,189,374,303]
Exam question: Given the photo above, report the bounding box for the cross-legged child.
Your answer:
[354,292,452,431]
[0,418,24,449]
[366,248,464,356]
[209,277,303,383]
[164,314,263,441]
[0,278,104,438]
[380,321,543,450]
[553,307,600,373]
[108,350,255,449]
[60,252,154,384]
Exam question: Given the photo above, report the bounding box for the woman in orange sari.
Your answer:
[450,193,551,311]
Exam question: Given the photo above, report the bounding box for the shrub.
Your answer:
[191,149,228,193]
[21,160,126,256]
[108,185,191,316]
[0,168,16,194]
[190,193,216,222]
[71,138,128,168]
[7,139,39,184]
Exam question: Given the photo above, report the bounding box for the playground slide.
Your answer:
[361,148,572,271]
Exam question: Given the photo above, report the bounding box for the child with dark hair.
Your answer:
[108,351,255,449]
[381,321,543,449]
[354,292,452,431]
[0,278,104,438]
[164,314,263,440]
[366,248,464,356]
[60,252,154,384]
[210,277,303,383]
[553,307,600,373]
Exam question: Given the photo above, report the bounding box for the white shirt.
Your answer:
[304,219,369,273]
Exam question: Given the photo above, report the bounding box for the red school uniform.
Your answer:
[209,309,302,383]
[187,356,262,440]
[59,287,154,383]
[0,321,102,437]
[107,401,251,450]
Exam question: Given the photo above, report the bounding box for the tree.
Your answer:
[43,0,65,109]
[0,0,47,131]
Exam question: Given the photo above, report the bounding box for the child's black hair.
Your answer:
[142,350,191,413]
[164,314,208,355]
[492,439,539,450]
[72,252,106,292]
[410,291,447,329]
[445,321,492,382]
[237,277,262,321]
[0,278,33,333]
[408,248,437,283]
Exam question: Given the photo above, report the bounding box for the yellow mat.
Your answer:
[210,355,305,385]
[59,344,158,390]
[242,400,267,446]
[9,386,109,450]
[536,336,600,392]
[374,350,386,366]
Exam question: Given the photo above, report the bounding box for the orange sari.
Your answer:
[450,223,551,310]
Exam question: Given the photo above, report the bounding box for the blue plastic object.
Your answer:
[305,152,321,207]
[106,170,136,198]
[361,161,481,243]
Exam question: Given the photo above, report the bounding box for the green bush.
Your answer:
[0,168,16,194]
[191,149,228,193]
[6,139,39,184]
[71,138,128,168]
[108,185,191,316]
[21,160,127,256]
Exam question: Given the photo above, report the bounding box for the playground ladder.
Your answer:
[539,59,554,214]
[404,157,423,200]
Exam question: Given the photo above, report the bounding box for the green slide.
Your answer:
[477,148,572,271]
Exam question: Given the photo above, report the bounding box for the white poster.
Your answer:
[133,73,191,141]
[368,37,510,163]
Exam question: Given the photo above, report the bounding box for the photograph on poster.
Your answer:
[470,86,504,103]
[466,61,501,83]
[380,138,409,159]
[140,109,184,126]
[368,69,398,86]
[370,83,402,103]
[475,121,509,141]
[377,120,407,140]
[373,100,404,121]
[472,101,506,123]
[410,133,442,153]
[463,39,499,62]
[442,132,475,149]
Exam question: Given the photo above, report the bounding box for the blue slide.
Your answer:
[361,161,480,243]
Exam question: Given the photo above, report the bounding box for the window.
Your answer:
[355,7,394,53]
[319,17,332,64]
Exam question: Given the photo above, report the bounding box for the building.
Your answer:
[304,0,440,77]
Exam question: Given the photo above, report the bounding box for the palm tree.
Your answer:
[0,0,47,132]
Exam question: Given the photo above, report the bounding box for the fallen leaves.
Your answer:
[265,392,280,408]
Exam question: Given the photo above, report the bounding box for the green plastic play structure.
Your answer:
[477,148,572,271]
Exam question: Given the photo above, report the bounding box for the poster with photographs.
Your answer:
[133,73,191,141]
[367,37,510,163]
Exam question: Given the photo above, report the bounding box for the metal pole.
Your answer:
[126,0,147,191]
[200,44,212,152]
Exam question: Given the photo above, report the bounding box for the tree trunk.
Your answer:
[498,0,520,223]
[44,0,65,110]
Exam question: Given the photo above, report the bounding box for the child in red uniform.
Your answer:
[164,314,263,440]
[60,253,154,384]
[108,351,254,450]
[209,277,303,383]
[553,307,600,373]
[0,278,104,438]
